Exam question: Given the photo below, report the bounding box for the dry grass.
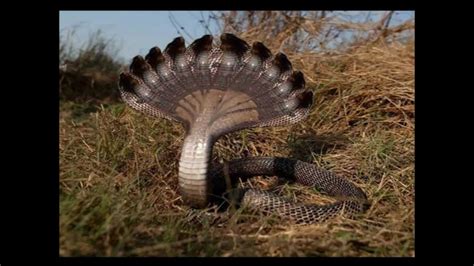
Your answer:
[59,11,414,257]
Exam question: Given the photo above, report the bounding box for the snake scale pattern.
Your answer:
[118,33,368,224]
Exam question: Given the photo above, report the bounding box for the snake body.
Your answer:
[118,33,368,224]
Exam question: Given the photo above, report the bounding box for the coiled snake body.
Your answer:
[119,33,368,224]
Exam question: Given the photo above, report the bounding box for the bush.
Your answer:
[59,29,124,103]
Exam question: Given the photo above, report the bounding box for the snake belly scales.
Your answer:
[118,33,369,224]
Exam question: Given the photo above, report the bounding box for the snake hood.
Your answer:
[119,33,314,208]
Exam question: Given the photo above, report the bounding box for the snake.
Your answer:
[118,33,369,224]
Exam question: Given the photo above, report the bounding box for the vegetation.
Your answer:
[59,11,414,256]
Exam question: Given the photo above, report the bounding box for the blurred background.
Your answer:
[59,11,414,114]
[60,11,413,61]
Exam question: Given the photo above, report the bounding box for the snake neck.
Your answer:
[176,89,259,208]
[178,117,217,208]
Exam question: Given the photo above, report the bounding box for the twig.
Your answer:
[168,12,194,41]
